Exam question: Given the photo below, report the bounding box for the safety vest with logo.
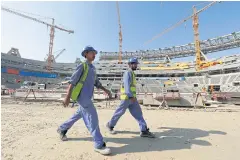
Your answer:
[120,71,137,100]
[71,62,89,101]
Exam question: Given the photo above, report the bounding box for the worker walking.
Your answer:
[57,46,112,155]
[106,57,155,138]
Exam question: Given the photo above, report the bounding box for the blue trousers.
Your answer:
[108,100,147,132]
[59,102,104,149]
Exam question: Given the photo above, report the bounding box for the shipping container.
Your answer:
[7,68,19,75]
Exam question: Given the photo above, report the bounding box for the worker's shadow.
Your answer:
[68,127,226,155]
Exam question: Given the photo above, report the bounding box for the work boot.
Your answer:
[94,142,111,155]
[140,128,155,138]
[105,122,116,134]
[57,128,68,141]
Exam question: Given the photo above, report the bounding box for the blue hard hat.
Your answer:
[128,57,139,64]
[81,46,97,57]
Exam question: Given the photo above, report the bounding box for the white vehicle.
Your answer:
[37,83,46,90]
[20,81,39,89]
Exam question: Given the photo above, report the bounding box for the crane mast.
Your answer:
[193,6,202,71]
[116,1,123,64]
[1,6,74,72]
[48,18,55,70]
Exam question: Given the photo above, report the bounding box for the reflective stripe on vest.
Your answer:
[120,71,137,100]
[71,62,89,101]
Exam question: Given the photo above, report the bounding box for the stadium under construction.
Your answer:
[1,2,240,108]
[1,30,240,107]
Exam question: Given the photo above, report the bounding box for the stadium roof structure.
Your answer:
[99,31,240,60]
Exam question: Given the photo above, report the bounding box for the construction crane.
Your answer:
[116,1,123,64]
[1,6,74,72]
[144,1,221,71]
[44,49,66,63]
[192,2,222,71]
[54,49,66,61]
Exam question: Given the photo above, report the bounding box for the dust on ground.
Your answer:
[1,98,240,160]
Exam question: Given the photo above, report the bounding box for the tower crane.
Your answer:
[1,6,74,72]
[116,1,123,64]
[144,1,221,71]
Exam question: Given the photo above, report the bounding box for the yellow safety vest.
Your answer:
[71,62,89,101]
[120,71,137,100]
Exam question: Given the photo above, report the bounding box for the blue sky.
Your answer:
[1,1,240,63]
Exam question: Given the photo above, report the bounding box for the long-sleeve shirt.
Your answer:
[69,61,102,107]
[123,70,134,98]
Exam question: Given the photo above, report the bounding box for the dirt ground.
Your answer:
[1,98,240,160]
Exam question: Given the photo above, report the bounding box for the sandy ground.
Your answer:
[1,98,240,160]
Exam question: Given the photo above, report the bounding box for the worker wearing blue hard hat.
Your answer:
[128,57,139,64]
[57,45,112,155]
[81,46,98,57]
[106,57,155,138]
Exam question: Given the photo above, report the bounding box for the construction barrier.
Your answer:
[212,93,217,101]
[8,89,15,95]
[212,92,231,100]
